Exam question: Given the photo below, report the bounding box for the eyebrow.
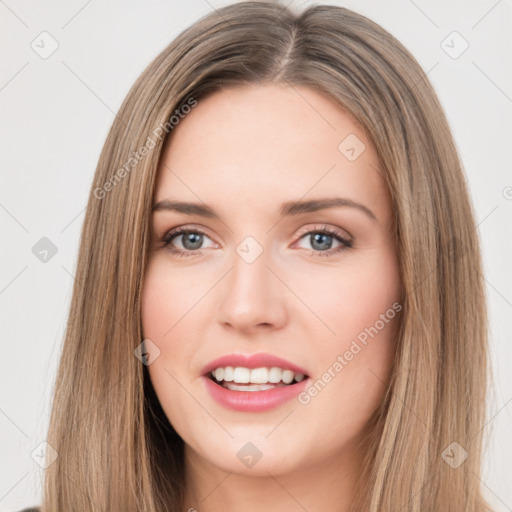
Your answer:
[152,197,377,222]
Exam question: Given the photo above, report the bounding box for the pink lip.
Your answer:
[200,353,310,413]
[202,376,309,412]
[201,353,309,377]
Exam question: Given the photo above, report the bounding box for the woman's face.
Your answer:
[141,83,402,477]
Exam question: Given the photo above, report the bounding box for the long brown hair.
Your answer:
[42,2,493,510]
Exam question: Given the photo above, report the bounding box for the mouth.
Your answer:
[207,366,309,392]
[200,353,311,411]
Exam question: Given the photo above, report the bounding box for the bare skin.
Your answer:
[141,83,402,512]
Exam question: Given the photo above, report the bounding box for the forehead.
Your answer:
[154,84,390,222]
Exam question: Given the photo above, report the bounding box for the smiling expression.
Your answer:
[141,82,402,476]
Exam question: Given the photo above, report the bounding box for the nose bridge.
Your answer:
[216,234,286,330]
[232,236,270,292]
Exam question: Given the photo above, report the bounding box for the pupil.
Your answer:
[183,233,202,250]
[311,233,331,251]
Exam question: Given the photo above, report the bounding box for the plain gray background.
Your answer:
[1,1,511,510]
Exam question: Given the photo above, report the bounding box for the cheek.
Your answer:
[141,259,211,426]
[295,248,401,438]
[293,247,402,345]
[141,258,205,339]
[141,260,199,375]
[299,310,400,451]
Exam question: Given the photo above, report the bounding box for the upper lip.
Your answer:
[201,353,309,377]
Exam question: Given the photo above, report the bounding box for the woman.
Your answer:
[24,1,493,511]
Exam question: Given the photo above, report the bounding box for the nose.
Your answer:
[216,246,288,334]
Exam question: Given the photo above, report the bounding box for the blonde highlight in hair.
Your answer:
[42,2,492,511]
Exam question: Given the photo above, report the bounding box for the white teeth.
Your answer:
[210,366,307,385]
[223,366,234,382]
[268,367,282,383]
[233,367,250,383]
[250,367,269,384]
[214,367,224,381]
[282,369,294,384]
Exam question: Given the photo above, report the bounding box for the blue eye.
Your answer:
[160,225,353,258]
[296,227,353,255]
[161,227,213,257]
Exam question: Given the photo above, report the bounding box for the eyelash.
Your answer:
[160,225,353,258]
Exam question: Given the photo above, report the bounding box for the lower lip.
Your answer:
[202,376,309,412]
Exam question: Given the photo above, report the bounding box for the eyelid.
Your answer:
[295,223,353,242]
[160,223,217,240]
